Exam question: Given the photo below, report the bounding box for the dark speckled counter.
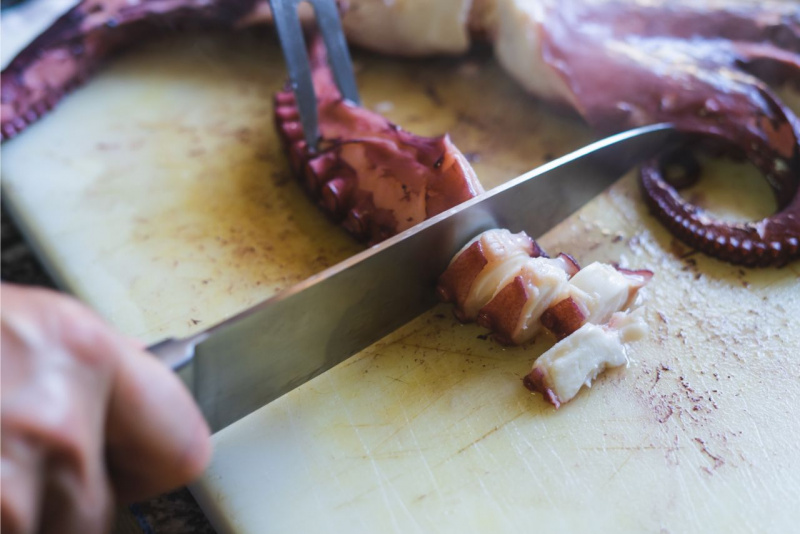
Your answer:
[1,210,215,533]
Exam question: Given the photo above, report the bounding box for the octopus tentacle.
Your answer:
[0,0,273,141]
[436,229,546,322]
[539,296,586,341]
[635,55,800,267]
[273,35,483,244]
[640,144,800,267]
[582,0,800,49]
[515,1,800,266]
[437,229,652,345]
[523,309,649,408]
[1,0,483,243]
[735,42,800,89]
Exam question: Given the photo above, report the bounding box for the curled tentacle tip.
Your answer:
[640,143,800,267]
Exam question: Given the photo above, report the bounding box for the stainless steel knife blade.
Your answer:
[150,123,678,432]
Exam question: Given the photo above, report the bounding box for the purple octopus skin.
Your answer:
[273,36,483,244]
[0,0,271,140]
[533,0,800,266]
[1,0,799,265]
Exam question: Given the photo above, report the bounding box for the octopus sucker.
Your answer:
[475,275,530,345]
[540,297,586,341]
[436,229,546,323]
[437,228,652,406]
[2,0,799,264]
[320,175,355,217]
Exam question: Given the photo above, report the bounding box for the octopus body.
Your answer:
[2,0,799,265]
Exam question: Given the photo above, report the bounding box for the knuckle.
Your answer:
[3,378,105,481]
[3,422,110,533]
[6,414,86,475]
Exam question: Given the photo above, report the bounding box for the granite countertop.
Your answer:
[1,210,216,533]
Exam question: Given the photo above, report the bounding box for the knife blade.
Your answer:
[150,123,678,432]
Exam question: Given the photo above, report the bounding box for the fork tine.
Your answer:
[270,0,319,150]
[269,0,360,152]
[310,0,361,105]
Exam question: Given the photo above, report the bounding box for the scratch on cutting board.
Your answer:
[455,426,502,456]
[506,424,558,507]
[676,436,728,512]
[387,376,411,385]
[284,399,326,515]
[475,475,518,533]
[451,400,498,427]
[673,450,705,525]
[392,341,481,358]
[371,321,432,349]
[581,445,676,452]
[332,385,408,532]
[399,402,446,503]
[739,395,768,459]
[337,348,383,372]
[454,408,528,456]
[603,432,656,485]
[369,373,472,454]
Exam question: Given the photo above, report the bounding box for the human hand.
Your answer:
[1,283,211,534]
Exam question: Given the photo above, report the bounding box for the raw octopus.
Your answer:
[1,0,799,266]
[436,228,652,407]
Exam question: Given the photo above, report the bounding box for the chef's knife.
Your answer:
[150,123,678,432]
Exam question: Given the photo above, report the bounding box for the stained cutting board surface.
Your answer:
[193,175,800,534]
[1,29,590,341]
[2,26,799,534]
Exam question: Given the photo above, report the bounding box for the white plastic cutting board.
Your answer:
[195,185,800,534]
[2,19,799,534]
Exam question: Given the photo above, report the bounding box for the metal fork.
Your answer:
[269,0,360,152]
